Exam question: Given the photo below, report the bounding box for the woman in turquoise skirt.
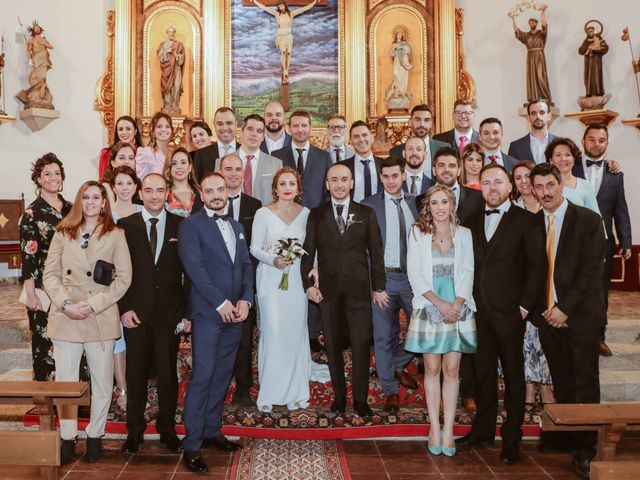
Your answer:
[406,185,476,457]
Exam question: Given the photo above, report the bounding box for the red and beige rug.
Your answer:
[229,438,351,480]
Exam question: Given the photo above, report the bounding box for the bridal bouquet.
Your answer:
[275,237,308,291]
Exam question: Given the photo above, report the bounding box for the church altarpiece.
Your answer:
[95,0,476,149]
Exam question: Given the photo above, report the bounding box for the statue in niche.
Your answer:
[577,20,610,110]
[157,26,185,115]
[508,3,553,105]
[372,117,392,154]
[16,21,54,110]
[385,26,413,112]
[0,51,5,115]
[251,0,318,85]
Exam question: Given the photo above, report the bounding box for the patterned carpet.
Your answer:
[229,438,351,480]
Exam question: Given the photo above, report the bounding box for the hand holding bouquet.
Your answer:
[275,238,308,290]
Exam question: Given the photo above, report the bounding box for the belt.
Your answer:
[385,267,403,273]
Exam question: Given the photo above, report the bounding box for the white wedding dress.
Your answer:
[250,206,312,411]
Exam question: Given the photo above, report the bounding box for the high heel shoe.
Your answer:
[114,386,127,412]
[441,433,456,457]
[427,435,442,456]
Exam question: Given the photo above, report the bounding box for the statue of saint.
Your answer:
[157,26,185,115]
[385,26,413,112]
[508,4,553,104]
[0,52,5,115]
[252,0,318,85]
[579,21,609,97]
[16,21,54,110]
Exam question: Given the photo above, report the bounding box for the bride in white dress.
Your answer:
[250,167,312,412]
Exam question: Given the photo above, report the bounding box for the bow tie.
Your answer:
[213,213,230,221]
[586,159,604,168]
[485,209,501,216]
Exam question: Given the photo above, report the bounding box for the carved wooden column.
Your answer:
[344,0,367,123]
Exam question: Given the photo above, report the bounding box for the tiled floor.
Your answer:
[3,435,640,479]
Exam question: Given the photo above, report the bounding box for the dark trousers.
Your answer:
[601,241,615,341]
[232,307,256,396]
[471,312,526,446]
[537,322,600,456]
[124,318,179,437]
[459,354,477,399]
[308,301,322,340]
[320,293,372,403]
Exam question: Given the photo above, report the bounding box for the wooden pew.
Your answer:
[0,381,90,480]
[542,403,640,461]
[591,461,640,480]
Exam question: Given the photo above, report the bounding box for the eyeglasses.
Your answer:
[81,233,90,250]
[328,125,346,131]
[454,111,474,117]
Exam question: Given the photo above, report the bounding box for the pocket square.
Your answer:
[169,237,178,242]
[239,233,245,240]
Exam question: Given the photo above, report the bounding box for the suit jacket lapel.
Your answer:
[132,213,155,263]
[323,203,343,241]
[205,212,233,263]
[486,207,512,249]
[597,166,612,197]
[556,203,574,267]
[156,212,176,264]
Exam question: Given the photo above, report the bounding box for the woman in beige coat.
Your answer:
[43,180,132,464]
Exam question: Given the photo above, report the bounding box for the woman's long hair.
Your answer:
[459,142,484,186]
[414,185,459,236]
[56,181,117,240]
[511,160,535,201]
[271,166,303,204]
[101,142,136,183]
[164,147,200,194]
[150,111,173,149]
[111,115,142,149]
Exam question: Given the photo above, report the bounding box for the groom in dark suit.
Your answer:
[301,164,386,417]
[118,173,186,454]
[178,172,254,474]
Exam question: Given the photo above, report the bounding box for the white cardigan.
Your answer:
[406,225,476,311]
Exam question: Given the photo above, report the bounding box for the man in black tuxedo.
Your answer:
[301,164,386,417]
[456,164,546,465]
[193,107,239,183]
[530,163,605,479]
[508,99,556,165]
[219,153,262,406]
[433,99,480,153]
[340,120,383,202]
[575,124,632,357]
[118,173,186,454]
[479,118,518,173]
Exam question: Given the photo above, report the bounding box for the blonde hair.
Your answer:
[414,185,459,235]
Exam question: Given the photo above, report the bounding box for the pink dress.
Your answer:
[135,146,166,180]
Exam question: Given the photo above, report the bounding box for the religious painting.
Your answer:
[143,6,201,118]
[231,0,338,126]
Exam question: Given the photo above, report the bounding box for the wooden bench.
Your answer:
[542,403,640,461]
[591,460,640,480]
[0,381,90,480]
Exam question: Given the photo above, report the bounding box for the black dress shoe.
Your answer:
[82,437,102,463]
[599,341,613,357]
[232,391,256,407]
[60,438,77,466]
[500,443,520,464]
[183,452,209,475]
[383,394,399,413]
[572,454,591,479]
[455,433,495,450]
[121,434,144,453]
[353,400,373,418]
[330,398,346,414]
[160,434,184,452]
[201,435,242,451]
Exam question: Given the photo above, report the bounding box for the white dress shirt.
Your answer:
[226,193,241,222]
[483,150,505,167]
[483,199,511,241]
[451,181,461,208]
[543,197,569,302]
[264,132,286,154]
[217,139,237,157]
[582,156,605,193]
[406,167,427,194]
[455,129,474,149]
[291,142,310,169]
[238,147,259,188]
[331,197,350,225]
[384,192,414,269]
[141,208,167,264]
[330,144,347,164]
[353,154,378,201]
[529,133,550,165]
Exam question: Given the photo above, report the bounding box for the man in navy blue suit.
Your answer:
[178,172,254,474]
[401,136,435,195]
[508,99,556,165]
[574,124,632,357]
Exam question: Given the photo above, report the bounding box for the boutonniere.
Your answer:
[346,214,362,228]
[169,237,178,242]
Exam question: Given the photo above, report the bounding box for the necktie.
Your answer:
[243,154,254,196]
[227,195,239,220]
[335,204,346,235]
[485,209,500,216]
[488,155,497,164]
[213,213,230,221]
[546,214,556,310]
[410,175,418,195]
[586,159,604,168]
[296,148,305,177]
[222,144,231,156]
[149,217,159,261]
[392,198,407,272]
[334,148,341,164]
[361,159,372,198]
[458,135,468,152]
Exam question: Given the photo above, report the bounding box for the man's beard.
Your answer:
[266,123,283,134]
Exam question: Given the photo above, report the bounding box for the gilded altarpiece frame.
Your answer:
[105,0,461,140]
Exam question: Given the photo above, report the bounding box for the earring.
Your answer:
[58,183,64,192]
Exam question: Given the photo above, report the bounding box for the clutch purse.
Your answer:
[18,286,51,311]
[93,260,116,286]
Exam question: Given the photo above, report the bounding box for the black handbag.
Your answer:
[93,260,116,286]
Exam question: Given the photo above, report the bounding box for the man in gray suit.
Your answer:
[215,114,282,206]
[433,99,480,153]
[389,104,449,164]
[479,117,518,173]
[508,99,556,165]
[362,156,419,413]
[325,113,355,164]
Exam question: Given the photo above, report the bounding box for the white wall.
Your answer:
[0,0,637,241]
[458,0,639,241]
